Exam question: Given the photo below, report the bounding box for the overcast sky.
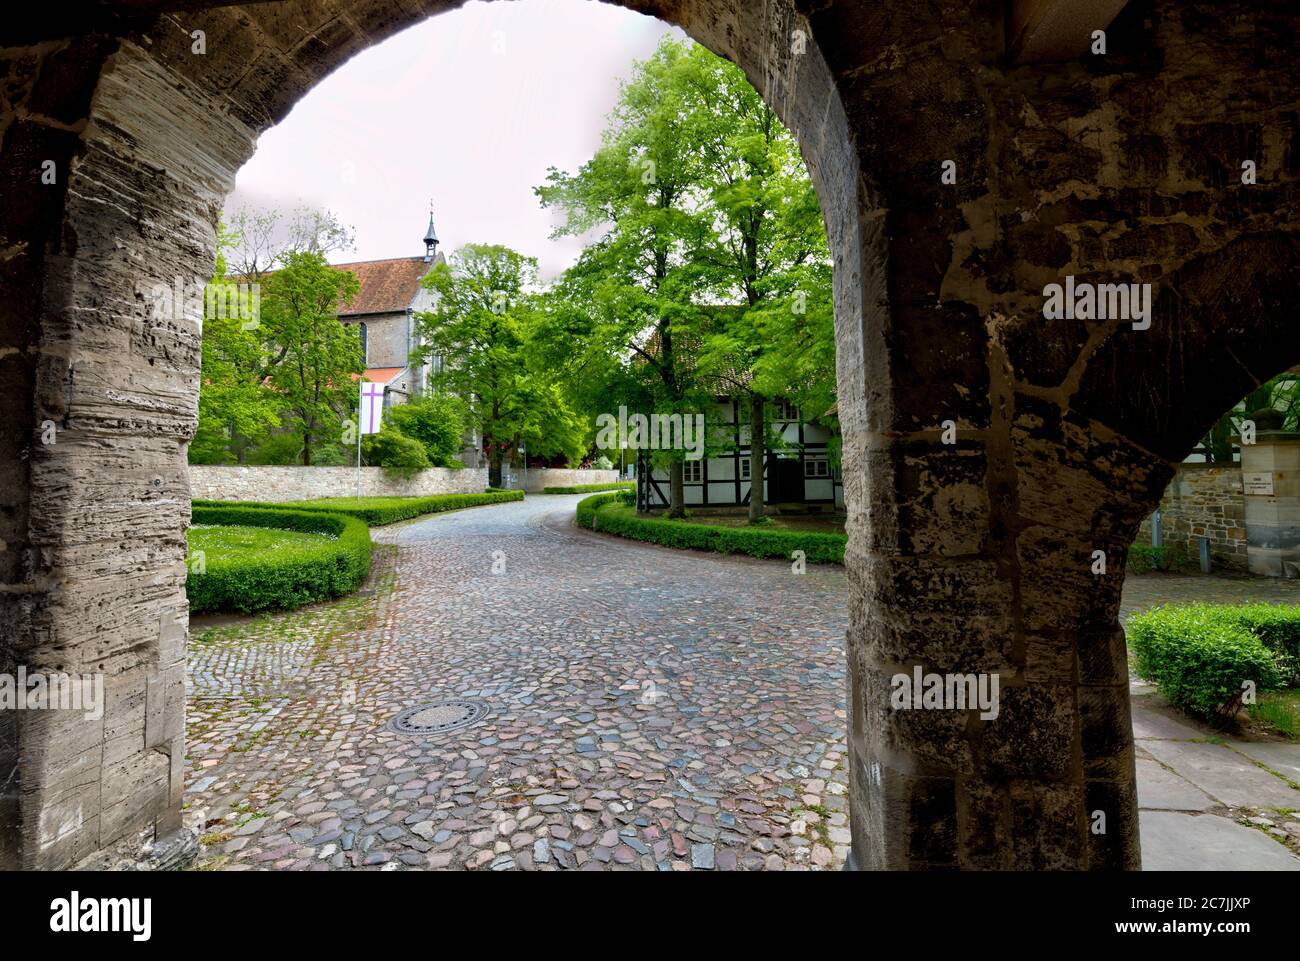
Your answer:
[228,0,681,279]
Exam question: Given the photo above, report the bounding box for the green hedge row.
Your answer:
[543,481,635,494]
[575,494,846,564]
[1127,603,1297,721]
[193,489,523,526]
[187,505,372,614]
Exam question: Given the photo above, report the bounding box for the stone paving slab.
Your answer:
[1130,697,1211,741]
[1135,757,1218,812]
[1231,742,1300,783]
[1140,811,1300,871]
[1139,739,1300,810]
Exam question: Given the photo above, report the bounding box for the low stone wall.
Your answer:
[502,468,621,493]
[189,465,489,501]
[1136,464,1247,571]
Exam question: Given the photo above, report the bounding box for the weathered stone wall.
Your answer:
[189,465,488,501]
[1137,465,1247,570]
[501,468,621,493]
[358,311,409,369]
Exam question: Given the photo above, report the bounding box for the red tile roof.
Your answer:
[334,256,432,316]
[361,367,404,384]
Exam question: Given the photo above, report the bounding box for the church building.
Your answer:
[334,211,444,409]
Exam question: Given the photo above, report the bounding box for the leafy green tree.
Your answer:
[538,38,834,518]
[1199,374,1300,462]
[192,222,282,463]
[414,244,585,486]
[194,207,361,464]
[261,251,363,465]
[681,42,833,521]
[537,39,716,516]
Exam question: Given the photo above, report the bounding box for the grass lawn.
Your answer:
[188,524,336,562]
[193,491,524,526]
[278,496,405,509]
[1248,689,1300,740]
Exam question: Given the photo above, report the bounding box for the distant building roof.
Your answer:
[334,256,433,316]
[359,367,405,384]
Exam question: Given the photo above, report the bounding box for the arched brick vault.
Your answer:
[0,0,1297,869]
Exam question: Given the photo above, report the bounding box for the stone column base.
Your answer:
[74,827,199,872]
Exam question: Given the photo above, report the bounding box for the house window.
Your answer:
[773,399,798,421]
[804,457,829,478]
[739,456,751,480]
[358,322,368,364]
[684,460,703,483]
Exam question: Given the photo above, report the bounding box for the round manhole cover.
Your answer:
[388,699,490,736]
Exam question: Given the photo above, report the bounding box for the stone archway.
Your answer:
[3,0,1299,870]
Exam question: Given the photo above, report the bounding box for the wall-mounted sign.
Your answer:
[1243,471,1275,496]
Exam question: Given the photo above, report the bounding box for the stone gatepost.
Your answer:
[1241,431,1300,578]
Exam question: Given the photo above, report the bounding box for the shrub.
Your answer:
[362,428,430,478]
[575,494,845,564]
[385,394,465,467]
[1200,603,1300,685]
[544,481,635,494]
[194,490,524,526]
[1127,605,1286,722]
[1126,543,1198,574]
[187,504,372,614]
[1126,545,1165,574]
[592,455,614,470]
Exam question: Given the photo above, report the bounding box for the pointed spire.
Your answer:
[423,199,439,262]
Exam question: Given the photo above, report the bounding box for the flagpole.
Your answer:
[356,381,365,501]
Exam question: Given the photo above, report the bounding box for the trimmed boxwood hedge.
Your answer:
[575,493,845,564]
[187,504,372,614]
[543,481,635,494]
[192,489,523,527]
[1127,603,1292,721]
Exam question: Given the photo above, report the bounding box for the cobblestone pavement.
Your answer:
[186,497,1300,871]
[187,495,850,870]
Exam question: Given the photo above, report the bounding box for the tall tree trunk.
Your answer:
[488,445,503,489]
[302,431,312,466]
[748,393,765,523]
[667,460,686,518]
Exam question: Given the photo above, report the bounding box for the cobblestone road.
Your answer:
[187,495,850,870]
[186,495,1300,871]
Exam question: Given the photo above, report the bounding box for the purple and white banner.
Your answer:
[359,381,384,435]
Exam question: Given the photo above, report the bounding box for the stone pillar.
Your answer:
[1242,432,1300,578]
[0,39,254,869]
[845,390,1156,869]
